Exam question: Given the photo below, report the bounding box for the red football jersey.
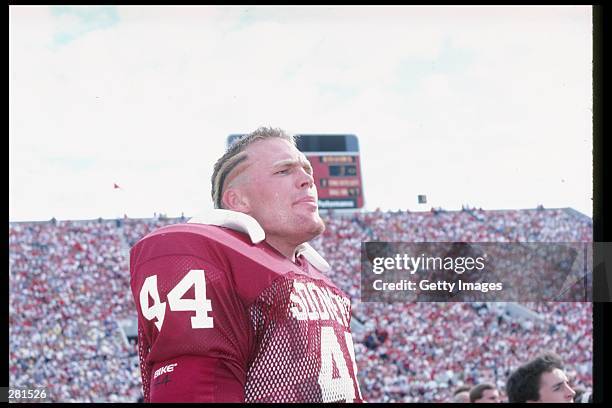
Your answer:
[130,223,363,403]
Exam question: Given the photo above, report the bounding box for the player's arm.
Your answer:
[130,229,253,402]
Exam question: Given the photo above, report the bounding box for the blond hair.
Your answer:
[211,126,296,209]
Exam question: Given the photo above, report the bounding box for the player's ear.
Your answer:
[222,187,251,213]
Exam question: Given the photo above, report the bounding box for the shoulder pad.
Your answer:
[188,209,330,273]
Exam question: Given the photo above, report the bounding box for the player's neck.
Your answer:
[264,236,298,262]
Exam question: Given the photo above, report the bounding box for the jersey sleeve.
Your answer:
[130,228,254,402]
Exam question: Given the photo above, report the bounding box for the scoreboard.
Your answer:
[227,134,364,210]
[297,134,363,209]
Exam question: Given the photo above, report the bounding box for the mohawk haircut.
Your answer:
[211,127,296,209]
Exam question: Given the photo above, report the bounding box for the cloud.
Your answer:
[50,6,120,46]
[9,6,593,220]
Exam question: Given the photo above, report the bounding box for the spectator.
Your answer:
[451,385,471,403]
[506,352,576,403]
[469,383,500,403]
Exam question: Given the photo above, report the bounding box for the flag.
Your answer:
[113,183,121,189]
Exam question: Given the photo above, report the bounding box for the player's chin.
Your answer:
[312,217,325,235]
[294,205,319,219]
[297,214,325,236]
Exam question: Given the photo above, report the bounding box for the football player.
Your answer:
[130,127,363,402]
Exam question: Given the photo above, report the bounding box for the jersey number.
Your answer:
[139,269,214,331]
[318,327,363,402]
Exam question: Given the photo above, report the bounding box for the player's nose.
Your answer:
[565,384,576,400]
[296,167,314,189]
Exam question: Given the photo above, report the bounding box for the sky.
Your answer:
[9,5,593,222]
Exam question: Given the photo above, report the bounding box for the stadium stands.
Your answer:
[9,208,593,402]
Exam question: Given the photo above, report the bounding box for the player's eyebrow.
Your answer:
[272,159,298,168]
[272,158,313,172]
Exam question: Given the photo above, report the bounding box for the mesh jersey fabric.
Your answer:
[130,223,363,403]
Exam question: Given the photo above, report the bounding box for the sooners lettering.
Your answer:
[154,363,178,379]
[289,281,350,327]
[307,283,330,321]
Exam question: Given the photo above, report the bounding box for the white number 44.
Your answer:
[139,269,214,331]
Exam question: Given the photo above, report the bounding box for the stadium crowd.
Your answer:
[9,207,593,402]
